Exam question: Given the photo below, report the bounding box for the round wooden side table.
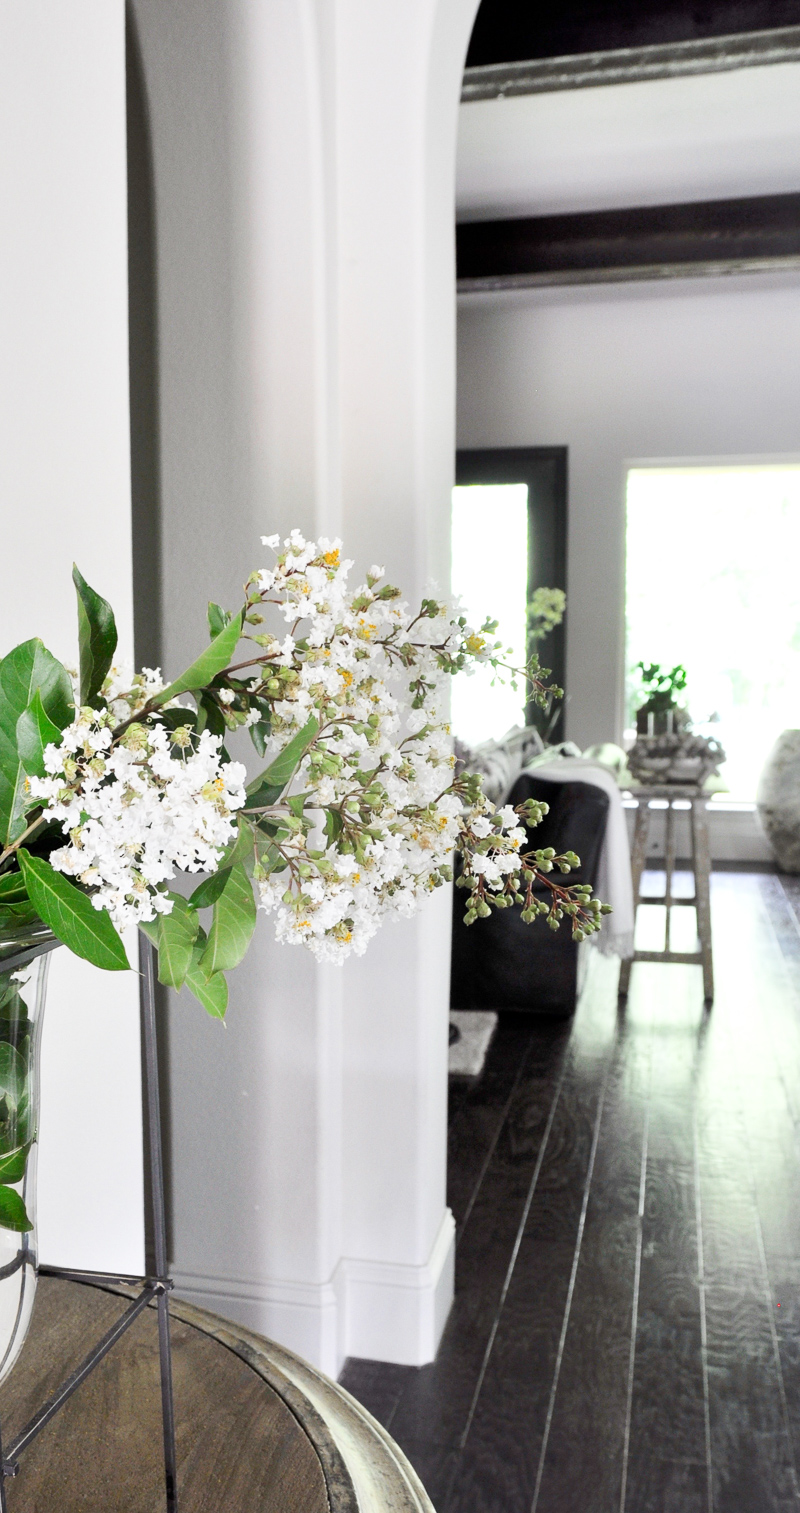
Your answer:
[0,1277,433,1512]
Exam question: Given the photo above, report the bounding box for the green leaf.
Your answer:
[0,873,29,904]
[246,697,271,758]
[17,852,129,972]
[154,613,243,705]
[0,1044,26,1106]
[195,692,227,740]
[0,639,73,847]
[0,983,21,1013]
[221,817,256,871]
[201,864,256,974]
[72,565,118,706]
[0,1186,32,1233]
[245,716,319,809]
[0,904,42,933]
[16,691,62,780]
[242,779,284,813]
[0,1004,32,1047]
[0,1143,31,1184]
[189,868,231,910]
[207,602,231,640]
[324,808,344,844]
[154,708,199,736]
[156,904,200,990]
[184,942,228,1019]
[249,718,271,758]
[190,817,256,908]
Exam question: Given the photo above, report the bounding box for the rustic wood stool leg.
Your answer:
[664,800,676,954]
[690,796,714,1003]
[619,797,650,997]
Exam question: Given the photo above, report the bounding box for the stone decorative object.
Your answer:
[635,705,691,736]
[756,730,800,873]
[627,730,726,787]
[449,1011,498,1078]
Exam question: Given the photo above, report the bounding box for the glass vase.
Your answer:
[0,924,56,1384]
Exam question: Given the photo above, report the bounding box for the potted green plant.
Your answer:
[633,662,689,735]
[628,660,724,786]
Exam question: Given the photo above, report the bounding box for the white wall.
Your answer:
[129,0,479,1375]
[457,60,800,220]
[0,2,144,1272]
[457,272,800,774]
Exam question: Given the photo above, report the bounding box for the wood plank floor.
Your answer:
[340,871,800,1513]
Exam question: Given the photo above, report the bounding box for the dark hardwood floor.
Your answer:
[340,870,800,1512]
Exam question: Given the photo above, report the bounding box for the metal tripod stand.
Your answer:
[0,934,178,1511]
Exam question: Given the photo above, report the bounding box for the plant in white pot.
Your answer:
[627,661,725,786]
[0,530,609,1377]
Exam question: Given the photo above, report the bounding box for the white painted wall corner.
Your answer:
[337,1206,456,1371]
[173,1206,456,1381]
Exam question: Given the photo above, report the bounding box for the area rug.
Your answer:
[448,1010,498,1078]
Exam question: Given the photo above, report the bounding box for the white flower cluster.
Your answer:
[29,710,247,928]
[246,532,521,961]
[102,663,168,724]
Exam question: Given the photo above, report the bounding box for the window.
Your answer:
[451,483,529,745]
[452,448,567,747]
[626,463,800,801]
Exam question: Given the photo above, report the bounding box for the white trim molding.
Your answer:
[171,1268,342,1380]
[173,1207,456,1380]
[337,1207,456,1370]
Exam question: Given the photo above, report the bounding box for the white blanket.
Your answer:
[509,756,635,960]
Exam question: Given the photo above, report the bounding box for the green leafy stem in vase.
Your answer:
[0,532,611,1227]
[0,967,37,1234]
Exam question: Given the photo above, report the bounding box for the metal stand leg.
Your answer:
[139,935,179,1511]
[664,800,676,954]
[0,1418,8,1513]
[619,797,650,998]
[690,797,714,1004]
[0,935,178,1507]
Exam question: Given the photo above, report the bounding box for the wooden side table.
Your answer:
[0,1276,435,1511]
[618,784,714,1003]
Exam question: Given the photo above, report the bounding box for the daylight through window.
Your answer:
[626,464,800,801]
[451,483,529,747]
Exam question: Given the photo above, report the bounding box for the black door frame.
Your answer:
[455,447,568,736]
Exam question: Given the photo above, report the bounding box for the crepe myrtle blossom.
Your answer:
[226,531,607,961]
[4,530,608,1017]
[29,712,247,929]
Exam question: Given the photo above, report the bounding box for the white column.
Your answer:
[130,0,479,1374]
[333,0,477,1365]
[0,1,144,1273]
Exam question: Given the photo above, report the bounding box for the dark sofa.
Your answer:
[450,773,610,1018]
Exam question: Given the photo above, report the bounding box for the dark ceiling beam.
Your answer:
[456,193,800,292]
[461,24,800,101]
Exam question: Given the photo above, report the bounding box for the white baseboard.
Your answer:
[171,1268,342,1378]
[172,1206,456,1379]
[337,1206,456,1368]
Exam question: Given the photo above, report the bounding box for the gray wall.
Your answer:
[457,271,800,752]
